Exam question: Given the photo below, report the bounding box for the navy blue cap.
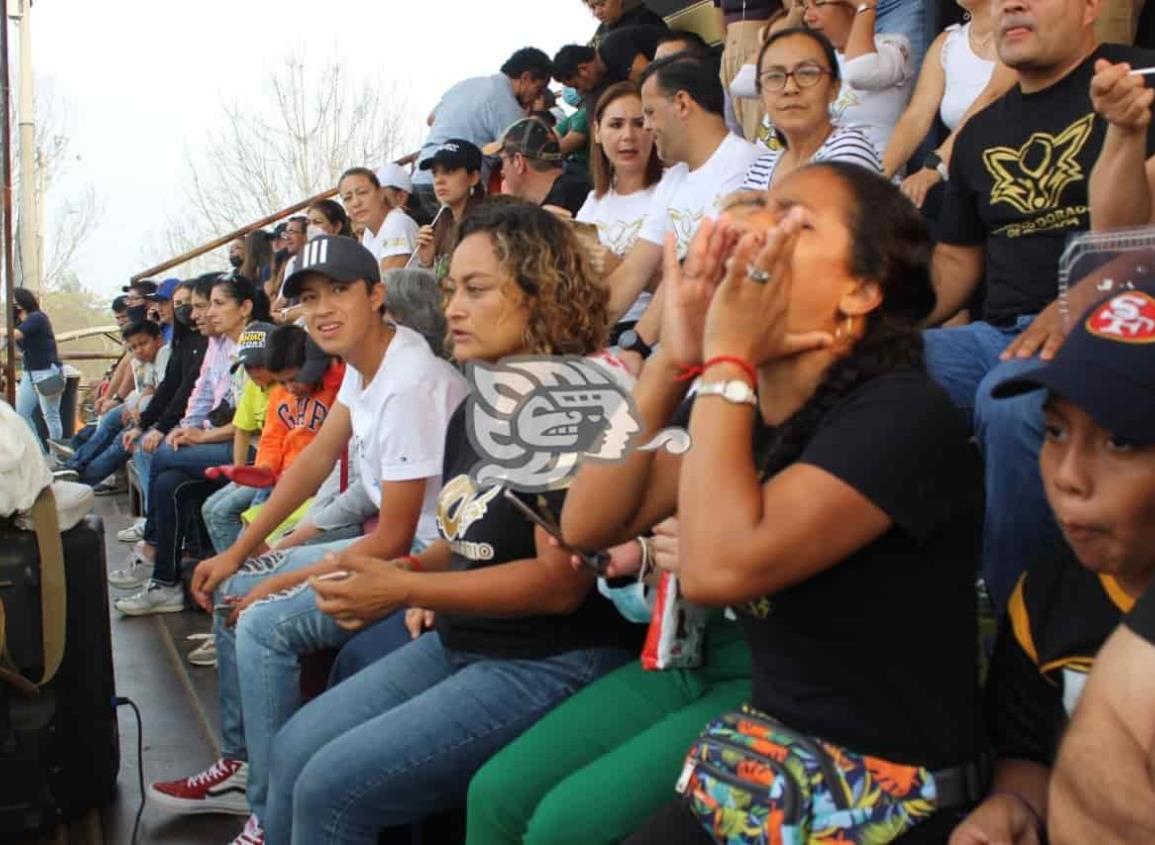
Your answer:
[281,235,381,299]
[993,285,1155,444]
[419,139,484,173]
[146,277,182,301]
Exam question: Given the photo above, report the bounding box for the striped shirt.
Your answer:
[740,124,882,192]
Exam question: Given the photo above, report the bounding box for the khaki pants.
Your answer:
[721,20,767,142]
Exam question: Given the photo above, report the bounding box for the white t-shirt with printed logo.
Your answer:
[577,185,657,324]
[361,208,420,262]
[336,324,469,546]
[638,133,761,259]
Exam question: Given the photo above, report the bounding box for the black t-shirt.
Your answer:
[1124,579,1155,645]
[939,44,1155,326]
[714,0,778,22]
[434,404,643,658]
[16,310,59,371]
[542,170,593,216]
[598,25,665,82]
[737,371,984,769]
[593,5,667,43]
[987,546,1134,765]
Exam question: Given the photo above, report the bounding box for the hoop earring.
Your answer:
[963,10,972,20]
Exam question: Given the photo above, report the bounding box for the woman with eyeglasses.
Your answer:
[736,0,912,159]
[742,28,882,191]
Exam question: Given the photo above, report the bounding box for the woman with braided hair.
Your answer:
[551,161,985,844]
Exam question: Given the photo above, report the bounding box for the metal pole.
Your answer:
[1,0,14,406]
[14,0,34,293]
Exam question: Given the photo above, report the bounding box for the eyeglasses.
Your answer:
[759,65,832,91]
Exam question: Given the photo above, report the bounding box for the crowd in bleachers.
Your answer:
[11,0,1155,841]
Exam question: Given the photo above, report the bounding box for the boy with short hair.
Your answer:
[152,237,468,844]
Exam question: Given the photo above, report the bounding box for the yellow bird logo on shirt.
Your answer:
[983,113,1094,216]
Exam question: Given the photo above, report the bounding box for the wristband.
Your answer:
[402,554,423,572]
[677,355,758,386]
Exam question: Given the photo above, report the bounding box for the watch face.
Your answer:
[619,329,639,350]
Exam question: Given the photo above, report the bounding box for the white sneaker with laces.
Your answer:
[148,758,250,816]
[187,635,218,667]
[115,581,184,616]
[230,814,264,844]
[107,552,154,589]
[117,519,146,543]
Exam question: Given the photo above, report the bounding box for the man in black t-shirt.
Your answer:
[483,117,592,216]
[552,25,666,101]
[921,0,1155,612]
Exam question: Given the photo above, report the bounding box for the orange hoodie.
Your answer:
[254,360,345,474]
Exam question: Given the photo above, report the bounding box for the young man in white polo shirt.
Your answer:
[152,236,468,845]
[598,53,760,364]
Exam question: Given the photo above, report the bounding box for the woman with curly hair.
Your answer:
[262,200,642,843]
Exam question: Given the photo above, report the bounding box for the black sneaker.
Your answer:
[52,468,80,482]
[92,480,124,496]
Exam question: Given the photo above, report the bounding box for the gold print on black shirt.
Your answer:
[983,113,1094,217]
[437,474,502,561]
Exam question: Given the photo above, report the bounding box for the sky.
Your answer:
[31,0,596,301]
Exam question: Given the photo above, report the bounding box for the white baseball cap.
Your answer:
[376,163,413,194]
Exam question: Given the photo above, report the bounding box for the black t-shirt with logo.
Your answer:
[434,404,643,658]
[737,371,984,769]
[987,547,1135,765]
[939,44,1155,326]
[1124,578,1155,645]
[542,170,594,216]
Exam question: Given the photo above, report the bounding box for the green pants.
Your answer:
[466,617,751,845]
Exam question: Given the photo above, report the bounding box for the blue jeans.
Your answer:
[202,482,259,554]
[264,632,633,845]
[80,431,135,487]
[214,538,362,822]
[923,318,1064,610]
[142,441,233,544]
[69,404,127,477]
[875,0,930,75]
[327,611,412,687]
[16,367,63,444]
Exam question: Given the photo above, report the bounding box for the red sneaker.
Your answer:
[149,758,249,816]
[230,814,264,844]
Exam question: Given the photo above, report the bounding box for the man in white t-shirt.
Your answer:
[599,53,759,361]
[157,236,468,837]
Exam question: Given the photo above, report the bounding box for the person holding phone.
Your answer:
[261,201,642,843]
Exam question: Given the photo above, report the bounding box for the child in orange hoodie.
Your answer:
[201,325,344,554]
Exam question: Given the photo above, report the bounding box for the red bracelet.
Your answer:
[403,554,423,572]
[676,356,758,386]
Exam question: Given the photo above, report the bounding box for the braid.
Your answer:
[761,317,925,478]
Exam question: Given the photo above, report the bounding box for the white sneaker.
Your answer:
[117,519,146,543]
[108,552,154,589]
[230,814,264,844]
[115,581,185,616]
[187,635,218,668]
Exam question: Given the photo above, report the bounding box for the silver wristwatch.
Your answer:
[696,380,757,406]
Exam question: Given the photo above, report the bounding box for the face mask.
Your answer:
[126,304,149,323]
[597,575,654,625]
[562,86,583,108]
[175,304,193,326]
[228,254,243,269]
[306,224,326,241]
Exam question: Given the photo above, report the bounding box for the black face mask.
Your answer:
[126,304,149,323]
[229,254,243,269]
[175,304,194,326]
